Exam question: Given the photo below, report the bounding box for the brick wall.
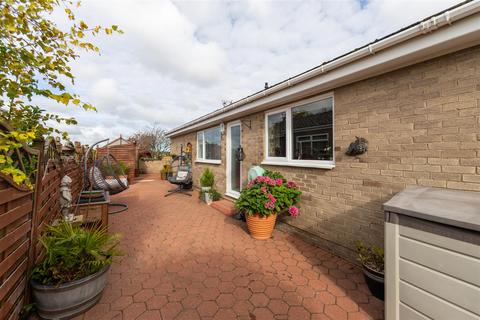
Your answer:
[171,46,480,261]
[170,134,227,192]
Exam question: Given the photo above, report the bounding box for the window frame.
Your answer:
[263,92,335,169]
[196,126,222,164]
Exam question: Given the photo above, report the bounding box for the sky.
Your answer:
[47,0,462,144]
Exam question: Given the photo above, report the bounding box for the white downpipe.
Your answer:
[168,0,480,137]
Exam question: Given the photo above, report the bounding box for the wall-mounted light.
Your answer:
[219,122,225,135]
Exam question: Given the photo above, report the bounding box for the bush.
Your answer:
[235,176,301,217]
[199,188,221,201]
[263,169,286,182]
[356,241,384,273]
[199,168,215,187]
[31,221,121,286]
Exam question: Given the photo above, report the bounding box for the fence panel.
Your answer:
[0,135,84,320]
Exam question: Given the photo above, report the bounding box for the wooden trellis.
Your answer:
[0,124,85,319]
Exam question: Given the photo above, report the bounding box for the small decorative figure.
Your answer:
[346,136,369,156]
[60,175,74,221]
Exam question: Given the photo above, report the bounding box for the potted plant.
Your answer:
[235,171,301,240]
[356,241,384,300]
[160,164,171,180]
[199,168,215,203]
[31,221,121,319]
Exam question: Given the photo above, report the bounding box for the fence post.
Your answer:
[25,140,45,302]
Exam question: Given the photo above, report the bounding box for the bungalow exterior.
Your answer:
[167,1,480,261]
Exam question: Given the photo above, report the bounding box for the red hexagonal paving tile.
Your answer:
[288,306,310,320]
[160,302,182,319]
[233,300,254,316]
[74,177,384,320]
[122,302,146,319]
[251,307,275,320]
[197,300,219,317]
[250,292,270,307]
[325,304,348,320]
[267,299,289,314]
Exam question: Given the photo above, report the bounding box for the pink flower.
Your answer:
[286,181,297,188]
[247,181,254,189]
[264,201,275,210]
[267,193,276,203]
[260,186,267,193]
[288,206,299,217]
[275,179,283,186]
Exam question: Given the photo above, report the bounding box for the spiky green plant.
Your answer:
[31,221,122,285]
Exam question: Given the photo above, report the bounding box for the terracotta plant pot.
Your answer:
[246,213,277,240]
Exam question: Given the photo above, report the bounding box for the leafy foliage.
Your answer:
[199,168,214,187]
[263,169,286,182]
[356,241,384,273]
[199,188,221,202]
[0,0,121,187]
[235,173,301,217]
[130,123,170,159]
[31,221,122,285]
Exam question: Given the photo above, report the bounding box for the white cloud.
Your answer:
[49,0,461,144]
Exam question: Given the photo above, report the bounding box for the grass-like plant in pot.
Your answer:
[31,221,121,319]
[356,241,384,300]
[235,171,301,240]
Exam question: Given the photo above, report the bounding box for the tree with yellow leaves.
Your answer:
[0,0,121,187]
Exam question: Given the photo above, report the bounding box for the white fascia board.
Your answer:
[168,10,480,138]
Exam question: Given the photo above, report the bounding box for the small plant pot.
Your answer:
[246,213,277,240]
[205,192,213,205]
[31,265,110,319]
[201,187,211,202]
[362,264,384,301]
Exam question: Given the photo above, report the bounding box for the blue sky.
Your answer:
[48,0,461,144]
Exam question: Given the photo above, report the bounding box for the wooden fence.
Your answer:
[0,138,84,319]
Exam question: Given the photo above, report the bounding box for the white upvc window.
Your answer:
[196,126,221,164]
[263,93,335,169]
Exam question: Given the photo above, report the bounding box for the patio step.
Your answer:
[211,199,236,216]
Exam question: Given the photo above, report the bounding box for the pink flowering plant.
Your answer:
[235,171,301,218]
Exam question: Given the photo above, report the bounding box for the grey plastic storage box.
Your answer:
[383,186,480,320]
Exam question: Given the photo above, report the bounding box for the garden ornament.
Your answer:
[60,175,74,221]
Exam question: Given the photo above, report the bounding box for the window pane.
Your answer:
[267,112,286,157]
[292,97,333,161]
[204,127,221,160]
[197,133,204,159]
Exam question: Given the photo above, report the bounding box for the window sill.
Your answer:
[261,160,335,169]
[195,159,222,165]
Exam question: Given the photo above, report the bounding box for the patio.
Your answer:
[75,174,384,320]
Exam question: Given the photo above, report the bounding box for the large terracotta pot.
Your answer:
[246,213,277,240]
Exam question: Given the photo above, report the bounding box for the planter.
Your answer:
[31,265,110,319]
[362,264,384,300]
[246,213,277,240]
[201,187,211,203]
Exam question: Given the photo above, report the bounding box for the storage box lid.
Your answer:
[384,186,480,232]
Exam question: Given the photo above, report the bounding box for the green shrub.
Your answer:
[199,188,221,201]
[31,221,122,286]
[356,241,384,273]
[199,168,215,187]
[235,176,301,217]
[263,169,285,182]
